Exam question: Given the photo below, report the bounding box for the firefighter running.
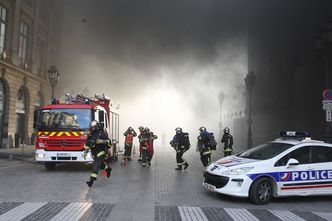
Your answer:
[123,127,137,161]
[84,120,112,187]
[221,127,233,157]
[170,127,190,170]
[197,126,215,167]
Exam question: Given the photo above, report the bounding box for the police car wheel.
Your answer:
[249,177,273,205]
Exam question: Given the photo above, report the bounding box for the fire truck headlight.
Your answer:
[38,142,45,148]
[86,152,92,159]
[36,153,45,159]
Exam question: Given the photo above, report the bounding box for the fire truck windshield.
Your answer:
[38,109,91,131]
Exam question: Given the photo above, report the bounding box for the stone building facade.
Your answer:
[0,0,63,148]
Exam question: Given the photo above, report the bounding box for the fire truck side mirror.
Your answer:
[99,110,105,128]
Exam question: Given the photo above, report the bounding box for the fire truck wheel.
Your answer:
[44,162,56,170]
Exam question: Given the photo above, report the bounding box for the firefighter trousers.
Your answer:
[200,148,211,167]
[176,150,187,168]
[90,151,111,180]
[124,143,133,159]
[224,147,233,157]
[142,149,152,166]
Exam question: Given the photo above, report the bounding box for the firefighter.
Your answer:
[197,126,212,167]
[170,127,190,170]
[137,126,145,162]
[140,127,151,167]
[123,127,137,161]
[84,120,112,187]
[221,127,233,157]
[145,130,158,166]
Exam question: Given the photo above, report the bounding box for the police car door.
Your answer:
[312,145,332,194]
[274,145,315,196]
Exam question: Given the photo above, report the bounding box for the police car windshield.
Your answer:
[38,109,91,131]
[239,142,294,160]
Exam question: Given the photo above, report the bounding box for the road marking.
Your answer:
[269,210,306,221]
[313,212,332,221]
[49,202,92,221]
[0,202,46,221]
[179,206,208,221]
[224,208,259,221]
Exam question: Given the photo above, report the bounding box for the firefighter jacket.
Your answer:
[170,132,190,152]
[85,129,112,157]
[197,131,212,154]
[139,133,150,150]
[124,130,137,145]
[221,133,233,152]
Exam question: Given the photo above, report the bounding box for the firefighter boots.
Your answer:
[184,162,189,170]
[175,166,182,170]
[107,168,112,178]
[86,178,95,187]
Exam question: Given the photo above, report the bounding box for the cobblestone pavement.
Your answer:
[0,146,332,220]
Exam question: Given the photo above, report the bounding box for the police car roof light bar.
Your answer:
[279,131,311,138]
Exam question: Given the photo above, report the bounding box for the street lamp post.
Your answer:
[314,24,332,143]
[218,90,225,143]
[244,71,256,149]
[47,65,60,99]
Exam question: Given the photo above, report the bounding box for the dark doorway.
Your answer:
[0,80,6,148]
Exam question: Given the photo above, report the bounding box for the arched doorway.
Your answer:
[15,86,29,147]
[0,79,6,148]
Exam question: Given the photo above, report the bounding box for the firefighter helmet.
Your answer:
[224,127,230,134]
[175,127,182,134]
[145,127,150,133]
[90,120,100,131]
[199,126,206,132]
[138,126,144,132]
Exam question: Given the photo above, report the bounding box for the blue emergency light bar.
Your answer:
[84,98,90,104]
[280,131,311,138]
[51,98,60,104]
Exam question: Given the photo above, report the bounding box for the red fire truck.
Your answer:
[33,93,120,169]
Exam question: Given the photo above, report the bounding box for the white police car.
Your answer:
[203,131,332,204]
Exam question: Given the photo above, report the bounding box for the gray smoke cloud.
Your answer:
[58,0,247,145]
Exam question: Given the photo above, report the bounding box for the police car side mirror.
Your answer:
[286,158,299,167]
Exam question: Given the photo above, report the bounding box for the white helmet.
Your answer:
[90,120,100,131]
[199,126,206,132]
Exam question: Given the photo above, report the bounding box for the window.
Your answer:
[36,38,44,75]
[22,0,33,7]
[238,142,294,160]
[275,146,312,167]
[0,5,7,54]
[18,21,29,66]
[313,146,332,163]
[39,0,49,22]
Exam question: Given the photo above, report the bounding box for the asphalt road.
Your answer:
[0,146,331,221]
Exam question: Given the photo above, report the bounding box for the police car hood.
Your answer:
[209,156,260,173]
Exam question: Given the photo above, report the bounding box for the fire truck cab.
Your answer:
[34,94,120,169]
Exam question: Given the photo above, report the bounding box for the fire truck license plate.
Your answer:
[204,183,215,192]
[57,153,71,157]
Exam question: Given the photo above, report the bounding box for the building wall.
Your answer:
[0,0,62,148]
[246,0,332,145]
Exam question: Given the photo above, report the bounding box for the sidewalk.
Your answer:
[0,144,35,162]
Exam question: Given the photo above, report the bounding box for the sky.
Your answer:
[58,0,248,145]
